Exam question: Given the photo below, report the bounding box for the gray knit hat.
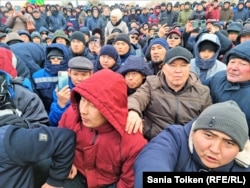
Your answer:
[193,100,249,151]
[164,46,193,64]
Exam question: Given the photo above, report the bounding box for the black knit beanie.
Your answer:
[70,31,85,45]
[199,41,217,52]
[99,45,118,61]
[114,33,130,46]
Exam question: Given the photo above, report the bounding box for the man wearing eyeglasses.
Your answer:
[129,29,141,49]
[32,43,70,114]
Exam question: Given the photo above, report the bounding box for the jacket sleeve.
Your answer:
[117,134,147,188]
[4,126,76,187]
[134,128,179,188]
[13,84,49,127]
[128,78,152,117]
[49,90,69,127]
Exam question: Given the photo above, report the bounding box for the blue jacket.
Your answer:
[0,125,75,188]
[134,120,250,188]
[204,71,250,135]
[9,42,46,76]
[86,16,100,31]
[47,11,67,32]
[34,17,48,32]
[32,43,70,114]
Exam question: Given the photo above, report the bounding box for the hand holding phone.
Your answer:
[58,71,69,91]
[14,6,21,12]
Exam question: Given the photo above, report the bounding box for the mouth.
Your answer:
[205,155,217,163]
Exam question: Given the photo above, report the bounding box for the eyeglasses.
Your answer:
[167,36,180,40]
[41,32,48,35]
[130,36,138,40]
[50,56,63,60]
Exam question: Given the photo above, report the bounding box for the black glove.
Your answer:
[0,114,29,128]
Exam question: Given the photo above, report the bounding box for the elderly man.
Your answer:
[204,40,250,135]
[126,46,212,140]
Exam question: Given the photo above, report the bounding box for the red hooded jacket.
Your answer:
[59,69,147,188]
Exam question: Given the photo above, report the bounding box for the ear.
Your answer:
[188,120,197,153]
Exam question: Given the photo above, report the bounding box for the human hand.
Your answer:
[56,86,70,108]
[185,21,195,33]
[67,164,77,179]
[126,110,143,134]
[158,24,168,38]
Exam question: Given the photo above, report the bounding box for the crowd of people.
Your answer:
[0,0,250,187]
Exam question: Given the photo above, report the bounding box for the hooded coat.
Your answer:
[134,120,250,188]
[59,69,147,188]
[190,33,226,83]
[32,43,70,114]
[204,41,250,134]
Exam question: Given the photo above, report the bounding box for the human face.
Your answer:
[162,59,190,92]
[56,37,67,46]
[125,71,145,89]
[228,32,238,42]
[88,41,96,53]
[70,39,85,54]
[111,16,118,24]
[114,41,130,55]
[192,129,239,169]
[46,38,52,46]
[240,34,250,43]
[32,11,40,19]
[150,44,167,63]
[167,34,181,48]
[68,69,92,86]
[99,55,116,69]
[32,37,41,44]
[20,34,30,42]
[41,32,48,40]
[129,34,139,45]
[223,3,230,9]
[199,49,215,60]
[79,97,107,128]
[49,56,63,65]
[227,58,250,83]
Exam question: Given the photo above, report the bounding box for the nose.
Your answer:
[79,101,88,114]
[209,140,221,154]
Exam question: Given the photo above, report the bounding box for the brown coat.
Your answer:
[128,71,212,140]
[6,13,34,32]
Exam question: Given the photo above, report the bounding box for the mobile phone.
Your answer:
[58,71,68,91]
[94,38,100,47]
[15,6,20,12]
[192,20,206,28]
